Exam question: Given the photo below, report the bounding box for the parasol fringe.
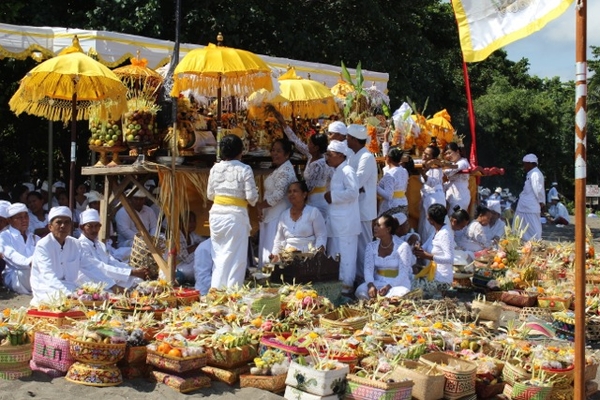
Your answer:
[171,73,272,98]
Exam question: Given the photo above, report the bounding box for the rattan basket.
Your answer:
[390,360,445,400]
[130,233,166,279]
[511,380,553,400]
[69,338,126,365]
[502,358,532,386]
[345,373,413,400]
[519,307,553,322]
[65,362,122,387]
[584,362,599,382]
[419,352,476,400]
[472,299,502,321]
[319,307,368,330]
[239,373,287,393]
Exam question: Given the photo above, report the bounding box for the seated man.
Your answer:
[0,203,39,294]
[78,209,148,289]
[114,189,158,248]
[176,211,206,284]
[548,195,570,225]
[30,206,116,306]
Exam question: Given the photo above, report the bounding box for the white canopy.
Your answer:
[0,22,388,92]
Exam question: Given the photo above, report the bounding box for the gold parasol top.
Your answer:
[113,51,164,98]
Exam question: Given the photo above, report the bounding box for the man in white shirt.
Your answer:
[514,154,545,241]
[0,203,39,294]
[30,206,115,306]
[324,140,360,296]
[114,189,158,248]
[346,124,377,285]
[548,195,570,225]
[78,209,147,288]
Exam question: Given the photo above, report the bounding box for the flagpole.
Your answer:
[574,0,587,398]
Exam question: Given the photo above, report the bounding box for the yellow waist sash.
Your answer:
[213,195,248,208]
[393,191,406,198]
[310,186,327,195]
[376,269,399,278]
[415,261,437,281]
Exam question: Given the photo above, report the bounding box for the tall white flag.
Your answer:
[452,0,574,62]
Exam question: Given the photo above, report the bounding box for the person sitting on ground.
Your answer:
[0,200,11,232]
[270,181,327,261]
[175,211,206,284]
[194,238,213,296]
[456,205,493,253]
[30,206,116,306]
[27,191,49,238]
[449,205,470,244]
[114,188,158,248]
[78,209,148,289]
[484,200,506,242]
[412,203,455,298]
[355,215,414,300]
[547,195,570,225]
[0,203,39,294]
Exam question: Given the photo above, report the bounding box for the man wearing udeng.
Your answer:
[30,206,115,306]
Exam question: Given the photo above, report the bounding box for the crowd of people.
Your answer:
[0,119,563,303]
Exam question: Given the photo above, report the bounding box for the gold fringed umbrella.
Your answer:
[170,33,273,121]
[278,67,338,118]
[427,109,454,148]
[9,36,128,211]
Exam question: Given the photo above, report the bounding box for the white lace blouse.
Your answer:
[363,237,413,290]
[377,165,409,214]
[272,205,327,254]
[207,160,259,207]
[283,126,332,191]
[422,224,455,284]
[444,158,470,183]
[262,160,297,223]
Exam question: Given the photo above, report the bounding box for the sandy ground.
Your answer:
[0,215,598,398]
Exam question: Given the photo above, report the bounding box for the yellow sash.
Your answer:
[415,261,437,281]
[376,269,399,278]
[393,191,406,198]
[310,186,326,195]
[213,195,248,208]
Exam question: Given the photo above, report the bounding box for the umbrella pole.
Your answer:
[69,92,77,214]
[48,121,54,208]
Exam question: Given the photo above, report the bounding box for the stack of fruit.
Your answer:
[123,98,161,146]
[88,119,123,147]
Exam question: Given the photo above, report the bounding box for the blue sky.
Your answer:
[503,1,599,81]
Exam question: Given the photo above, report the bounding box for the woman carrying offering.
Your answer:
[377,147,409,217]
[355,215,414,300]
[413,203,455,297]
[271,181,327,260]
[442,142,471,214]
[256,138,297,267]
[418,145,446,243]
[207,135,258,289]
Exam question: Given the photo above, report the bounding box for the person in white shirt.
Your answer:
[27,191,49,238]
[484,200,506,242]
[175,211,206,283]
[377,147,409,217]
[326,120,348,142]
[324,140,360,296]
[194,238,213,296]
[347,124,378,285]
[514,153,545,241]
[0,203,39,294]
[489,187,502,201]
[0,200,11,232]
[547,182,559,205]
[418,145,446,244]
[208,135,259,289]
[548,195,570,225]
[78,209,147,289]
[114,189,158,248]
[456,205,492,253]
[30,206,116,306]
[443,142,471,214]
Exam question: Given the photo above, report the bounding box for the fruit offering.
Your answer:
[88,118,123,147]
[147,340,204,359]
[69,282,111,302]
[123,98,160,144]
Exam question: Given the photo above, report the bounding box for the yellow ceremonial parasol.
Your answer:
[170,33,273,121]
[9,36,128,211]
[330,75,355,99]
[246,88,289,119]
[427,109,454,148]
[113,52,164,99]
[277,67,339,118]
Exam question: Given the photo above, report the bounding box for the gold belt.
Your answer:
[376,269,399,278]
[213,195,248,208]
[393,191,406,198]
[310,186,326,195]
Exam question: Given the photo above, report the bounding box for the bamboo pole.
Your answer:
[574,1,587,398]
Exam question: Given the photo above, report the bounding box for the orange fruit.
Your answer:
[157,342,172,354]
[168,348,182,358]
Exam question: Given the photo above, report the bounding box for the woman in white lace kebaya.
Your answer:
[283,126,332,220]
[256,138,297,266]
[443,142,471,214]
[271,181,327,258]
[418,145,446,244]
[207,135,259,289]
[377,147,409,217]
[412,204,455,297]
[355,215,414,300]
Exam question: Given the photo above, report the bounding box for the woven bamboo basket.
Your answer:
[419,352,477,400]
[239,373,287,393]
[0,343,33,364]
[390,360,444,400]
[519,307,553,322]
[146,349,207,373]
[501,290,538,307]
[485,290,505,302]
[540,365,574,388]
[69,338,126,365]
[345,373,413,400]
[537,296,572,311]
[129,233,166,280]
[319,307,368,330]
[472,299,502,321]
[65,362,122,387]
[585,362,599,382]
[551,386,574,400]
[502,359,532,386]
[511,380,553,400]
